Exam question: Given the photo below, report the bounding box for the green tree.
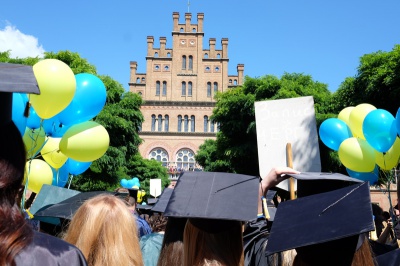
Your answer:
[332,44,400,116]
[196,73,336,175]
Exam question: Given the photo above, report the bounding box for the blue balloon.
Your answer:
[26,105,42,130]
[346,165,379,185]
[363,109,397,152]
[66,158,92,175]
[127,179,136,188]
[51,164,70,187]
[12,93,27,136]
[319,118,352,151]
[57,73,107,126]
[42,115,71,137]
[131,177,140,187]
[120,179,129,188]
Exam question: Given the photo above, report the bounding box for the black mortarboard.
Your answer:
[30,184,80,225]
[375,247,400,266]
[289,172,363,198]
[0,63,40,125]
[151,188,173,213]
[163,171,259,232]
[265,182,374,265]
[128,188,138,201]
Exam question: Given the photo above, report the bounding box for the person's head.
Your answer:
[63,194,143,266]
[0,121,34,266]
[157,217,187,266]
[184,218,244,266]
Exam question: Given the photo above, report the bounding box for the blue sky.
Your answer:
[1,0,399,92]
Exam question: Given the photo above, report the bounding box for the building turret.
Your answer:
[147,36,154,56]
[185,13,191,32]
[173,12,179,32]
[237,64,244,85]
[209,38,216,58]
[221,38,228,58]
[129,61,137,83]
[160,37,166,57]
[197,13,204,32]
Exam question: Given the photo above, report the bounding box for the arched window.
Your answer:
[138,92,142,96]
[184,115,189,132]
[176,148,195,171]
[178,115,182,132]
[214,82,218,94]
[188,55,193,70]
[142,77,145,83]
[180,28,184,33]
[151,115,156,131]
[204,116,208,132]
[188,81,192,96]
[164,65,169,71]
[204,53,208,59]
[207,82,211,97]
[191,115,195,132]
[158,115,163,131]
[229,79,232,84]
[217,53,221,59]
[136,78,140,83]
[167,52,171,57]
[155,52,159,57]
[162,81,167,96]
[234,79,237,85]
[182,55,186,69]
[156,81,160,96]
[165,115,169,132]
[192,28,196,32]
[210,120,215,132]
[149,148,169,167]
[181,82,186,96]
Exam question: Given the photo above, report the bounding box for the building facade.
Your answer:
[129,12,244,175]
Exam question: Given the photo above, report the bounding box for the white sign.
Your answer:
[150,179,162,197]
[255,96,321,191]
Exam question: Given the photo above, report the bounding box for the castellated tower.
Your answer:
[129,12,244,177]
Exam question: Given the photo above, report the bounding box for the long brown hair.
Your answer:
[0,121,33,266]
[183,219,244,266]
[63,194,144,266]
[157,217,187,266]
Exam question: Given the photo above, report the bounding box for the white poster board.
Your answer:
[255,96,321,191]
[150,179,162,197]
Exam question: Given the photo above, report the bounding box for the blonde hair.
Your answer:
[183,219,244,266]
[63,194,143,266]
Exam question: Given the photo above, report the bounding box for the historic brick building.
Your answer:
[129,12,244,175]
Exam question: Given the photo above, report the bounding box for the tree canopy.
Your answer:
[0,50,169,194]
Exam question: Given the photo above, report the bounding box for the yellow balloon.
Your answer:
[24,159,53,193]
[137,190,146,203]
[338,137,376,172]
[59,121,110,162]
[31,59,76,119]
[337,106,354,125]
[375,137,400,170]
[41,137,68,169]
[23,127,46,159]
[348,103,376,139]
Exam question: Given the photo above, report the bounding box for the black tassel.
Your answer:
[23,102,31,118]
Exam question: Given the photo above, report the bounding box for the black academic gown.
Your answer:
[14,231,87,266]
[243,217,282,266]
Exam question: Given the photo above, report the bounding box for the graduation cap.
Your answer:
[265,182,374,265]
[0,63,40,125]
[128,188,138,201]
[30,184,80,225]
[151,188,173,213]
[163,171,259,233]
[34,191,116,223]
[375,247,400,266]
[288,172,363,198]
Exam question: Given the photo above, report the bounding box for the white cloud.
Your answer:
[0,23,45,58]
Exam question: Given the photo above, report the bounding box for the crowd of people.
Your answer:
[2,113,400,265]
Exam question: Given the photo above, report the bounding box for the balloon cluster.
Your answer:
[319,104,400,184]
[120,177,146,203]
[12,59,109,193]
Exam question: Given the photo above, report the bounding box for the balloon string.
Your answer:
[68,175,74,189]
